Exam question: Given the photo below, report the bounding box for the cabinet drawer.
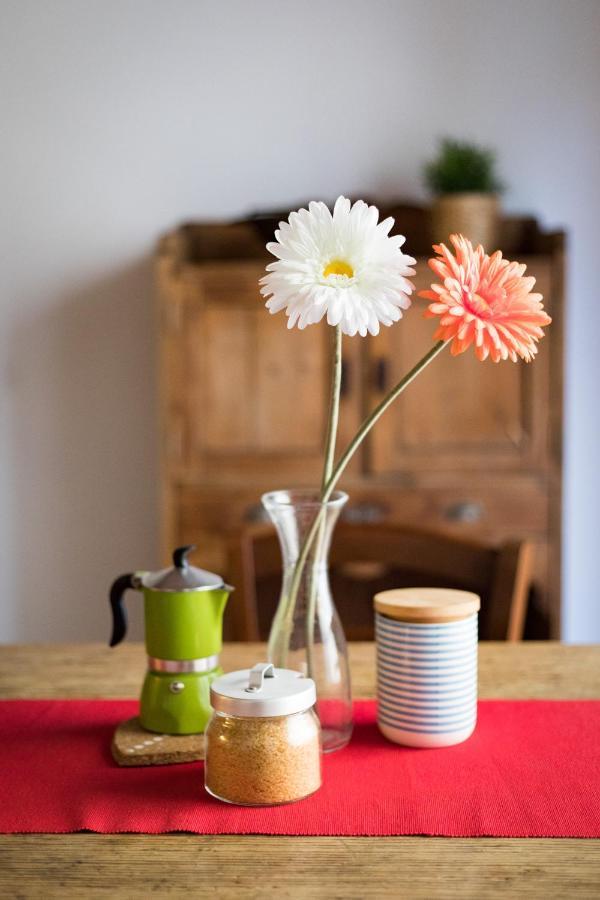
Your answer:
[177,486,272,532]
[173,486,274,571]
[173,476,548,560]
[342,477,548,540]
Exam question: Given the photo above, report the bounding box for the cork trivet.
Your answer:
[111,717,205,767]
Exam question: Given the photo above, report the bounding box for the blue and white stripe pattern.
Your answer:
[376,612,478,747]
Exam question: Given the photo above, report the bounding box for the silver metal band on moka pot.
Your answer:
[147,654,220,674]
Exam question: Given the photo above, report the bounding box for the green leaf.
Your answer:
[424,138,504,195]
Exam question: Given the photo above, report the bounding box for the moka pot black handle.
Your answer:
[109,573,135,647]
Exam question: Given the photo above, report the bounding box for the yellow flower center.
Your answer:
[471,291,491,312]
[323,259,354,279]
[470,284,507,316]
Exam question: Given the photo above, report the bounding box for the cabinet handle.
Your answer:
[443,501,484,524]
[244,504,269,523]
[374,357,389,393]
[342,501,389,524]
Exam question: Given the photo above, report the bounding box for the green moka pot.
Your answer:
[109,545,233,735]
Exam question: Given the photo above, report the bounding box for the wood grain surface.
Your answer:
[1,642,599,899]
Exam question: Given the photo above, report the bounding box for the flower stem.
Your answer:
[321,326,343,491]
[323,339,449,503]
[282,339,450,649]
[305,326,343,675]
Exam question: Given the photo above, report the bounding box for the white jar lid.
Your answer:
[210,662,317,718]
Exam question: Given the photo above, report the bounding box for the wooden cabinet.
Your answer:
[160,259,364,482]
[367,260,552,475]
[157,209,564,637]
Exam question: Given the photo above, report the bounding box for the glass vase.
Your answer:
[262,489,353,752]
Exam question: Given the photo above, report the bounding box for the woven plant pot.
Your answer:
[431,193,499,249]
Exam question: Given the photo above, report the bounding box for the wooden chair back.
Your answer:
[225,522,533,643]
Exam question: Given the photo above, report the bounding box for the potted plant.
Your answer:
[424,138,504,249]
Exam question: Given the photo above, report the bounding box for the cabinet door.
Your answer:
[365,258,552,474]
[164,262,362,480]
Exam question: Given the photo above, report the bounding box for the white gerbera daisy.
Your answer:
[259,196,416,337]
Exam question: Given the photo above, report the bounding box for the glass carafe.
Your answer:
[262,489,353,752]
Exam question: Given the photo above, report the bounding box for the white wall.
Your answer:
[1,0,599,643]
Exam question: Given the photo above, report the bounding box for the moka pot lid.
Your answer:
[140,545,232,593]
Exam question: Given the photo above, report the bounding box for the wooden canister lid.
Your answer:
[374,588,480,623]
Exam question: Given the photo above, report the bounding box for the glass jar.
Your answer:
[205,662,321,806]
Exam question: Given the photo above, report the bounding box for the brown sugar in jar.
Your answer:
[205,663,321,806]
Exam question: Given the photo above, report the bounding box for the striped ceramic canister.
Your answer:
[374,588,480,748]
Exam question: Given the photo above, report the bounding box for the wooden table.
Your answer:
[1,642,599,899]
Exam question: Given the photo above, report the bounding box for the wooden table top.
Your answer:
[2,642,599,899]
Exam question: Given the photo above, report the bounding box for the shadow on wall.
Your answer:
[8,259,158,642]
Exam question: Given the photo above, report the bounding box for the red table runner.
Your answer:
[1,699,599,837]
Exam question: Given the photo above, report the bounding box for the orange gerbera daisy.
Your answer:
[419,234,551,362]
